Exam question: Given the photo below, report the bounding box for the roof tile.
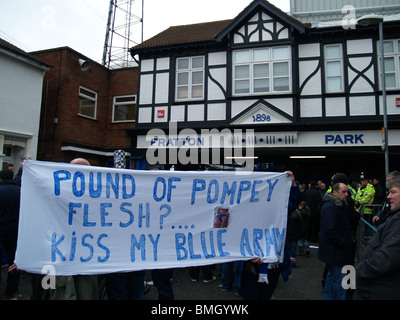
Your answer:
[132,19,232,51]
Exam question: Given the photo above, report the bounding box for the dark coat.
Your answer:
[287,209,302,242]
[288,184,302,214]
[302,187,321,217]
[0,180,21,238]
[318,193,353,267]
[354,208,400,300]
[286,184,302,242]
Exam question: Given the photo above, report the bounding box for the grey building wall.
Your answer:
[290,0,400,22]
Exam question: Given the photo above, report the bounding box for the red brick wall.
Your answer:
[33,48,138,166]
[106,68,138,149]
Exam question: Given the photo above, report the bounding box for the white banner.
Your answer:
[15,161,291,276]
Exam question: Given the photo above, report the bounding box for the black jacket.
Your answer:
[318,193,353,267]
[354,208,400,300]
[302,187,321,217]
[0,180,21,238]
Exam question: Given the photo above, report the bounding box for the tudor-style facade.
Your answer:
[129,0,400,182]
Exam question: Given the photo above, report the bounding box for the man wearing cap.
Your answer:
[327,173,356,199]
[355,173,375,219]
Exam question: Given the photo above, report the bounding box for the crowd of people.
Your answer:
[1,159,400,300]
[316,171,400,300]
[289,170,400,300]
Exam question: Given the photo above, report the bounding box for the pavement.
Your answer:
[1,244,324,300]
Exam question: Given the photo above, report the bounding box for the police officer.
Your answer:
[355,172,375,220]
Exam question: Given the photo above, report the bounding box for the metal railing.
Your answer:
[355,204,381,265]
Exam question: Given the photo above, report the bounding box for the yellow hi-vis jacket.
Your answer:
[355,183,375,214]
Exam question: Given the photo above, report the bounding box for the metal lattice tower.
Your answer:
[102,0,143,69]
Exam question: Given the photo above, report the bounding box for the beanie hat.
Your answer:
[331,172,349,185]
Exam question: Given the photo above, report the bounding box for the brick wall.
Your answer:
[32,47,138,166]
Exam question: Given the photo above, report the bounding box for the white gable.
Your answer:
[233,12,290,45]
[232,103,292,125]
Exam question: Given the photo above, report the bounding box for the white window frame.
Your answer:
[233,46,292,96]
[324,44,344,93]
[78,86,97,119]
[175,56,205,101]
[378,39,400,90]
[112,94,137,123]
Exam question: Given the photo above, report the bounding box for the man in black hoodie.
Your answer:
[354,176,400,299]
[318,182,354,300]
[0,169,21,299]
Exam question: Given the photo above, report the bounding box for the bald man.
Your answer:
[14,157,99,299]
[319,183,354,300]
[68,157,98,299]
[70,158,90,166]
[40,157,98,300]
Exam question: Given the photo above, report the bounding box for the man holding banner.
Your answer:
[106,151,146,300]
[13,160,293,299]
[34,158,99,300]
[239,171,299,300]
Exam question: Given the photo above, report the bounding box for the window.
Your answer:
[3,146,11,157]
[233,46,291,95]
[378,39,400,89]
[79,86,97,119]
[324,44,344,93]
[176,56,204,100]
[113,95,136,122]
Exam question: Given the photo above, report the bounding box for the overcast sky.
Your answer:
[0,0,290,63]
